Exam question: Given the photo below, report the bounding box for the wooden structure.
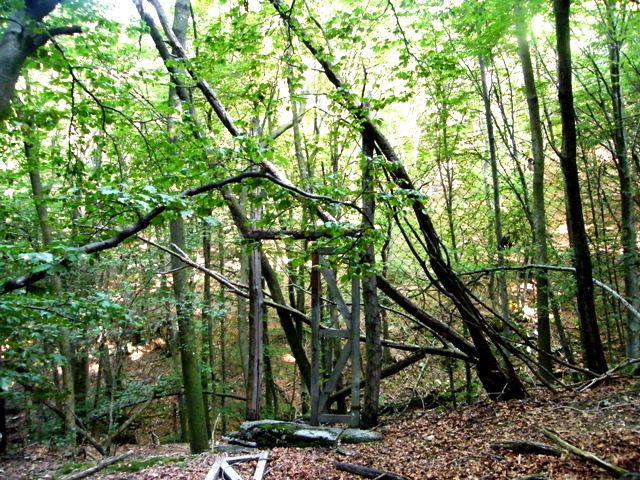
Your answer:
[204,452,269,480]
[244,231,362,428]
[310,249,361,427]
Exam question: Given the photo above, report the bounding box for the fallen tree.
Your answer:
[226,420,383,448]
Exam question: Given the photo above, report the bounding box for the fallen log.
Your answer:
[491,440,562,457]
[542,429,632,478]
[61,450,133,480]
[229,420,383,448]
[335,462,409,480]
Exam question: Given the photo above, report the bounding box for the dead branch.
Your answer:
[61,450,133,480]
[491,440,562,457]
[542,429,631,477]
[335,462,409,480]
[576,358,640,392]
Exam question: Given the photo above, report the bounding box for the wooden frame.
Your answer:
[310,250,361,427]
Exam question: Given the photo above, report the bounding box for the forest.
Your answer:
[0,0,639,478]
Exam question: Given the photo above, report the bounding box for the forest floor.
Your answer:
[1,377,639,480]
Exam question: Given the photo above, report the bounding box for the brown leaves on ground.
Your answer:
[2,378,639,480]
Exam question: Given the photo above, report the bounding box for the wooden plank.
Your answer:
[252,451,269,480]
[247,244,263,420]
[320,328,349,338]
[318,413,352,424]
[204,458,224,480]
[310,250,321,425]
[226,454,262,464]
[350,276,361,428]
[321,268,352,326]
[318,341,352,412]
[220,460,243,480]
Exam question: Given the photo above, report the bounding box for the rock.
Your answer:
[232,420,384,448]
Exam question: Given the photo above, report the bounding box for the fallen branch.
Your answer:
[491,440,562,457]
[576,358,640,392]
[542,429,631,477]
[460,264,640,322]
[335,462,409,480]
[61,450,133,480]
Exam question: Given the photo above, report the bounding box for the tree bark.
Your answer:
[553,0,607,373]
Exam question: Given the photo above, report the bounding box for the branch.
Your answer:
[32,25,82,48]
[328,347,466,404]
[377,275,479,359]
[460,264,640,321]
[139,0,242,136]
[542,429,631,478]
[140,235,438,357]
[2,171,266,294]
[61,451,133,480]
[244,228,360,240]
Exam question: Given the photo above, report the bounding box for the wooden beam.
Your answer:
[245,229,360,240]
[350,276,361,427]
[310,250,321,425]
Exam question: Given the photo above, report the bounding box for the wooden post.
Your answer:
[246,244,263,420]
[246,172,263,420]
[310,250,321,425]
[350,276,361,427]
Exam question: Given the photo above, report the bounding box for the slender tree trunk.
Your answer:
[479,55,510,327]
[361,129,382,428]
[0,351,7,454]
[217,225,227,433]
[202,223,214,437]
[23,124,76,450]
[167,0,208,453]
[604,0,639,360]
[515,3,553,380]
[169,218,208,453]
[553,0,607,373]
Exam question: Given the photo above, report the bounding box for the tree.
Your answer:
[514,1,553,380]
[553,0,607,374]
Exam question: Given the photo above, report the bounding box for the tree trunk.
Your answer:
[202,222,214,437]
[553,0,607,374]
[515,2,553,380]
[169,218,208,453]
[217,225,228,433]
[167,0,208,453]
[0,1,80,116]
[603,0,639,360]
[23,121,76,450]
[479,54,510,327]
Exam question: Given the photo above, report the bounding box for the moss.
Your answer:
[53,461,93,479]
[53,455,185,478]
[105,455,185,473]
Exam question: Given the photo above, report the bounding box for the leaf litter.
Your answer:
[1,378,638,479]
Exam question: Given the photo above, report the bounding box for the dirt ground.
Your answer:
[1,377,639,480]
